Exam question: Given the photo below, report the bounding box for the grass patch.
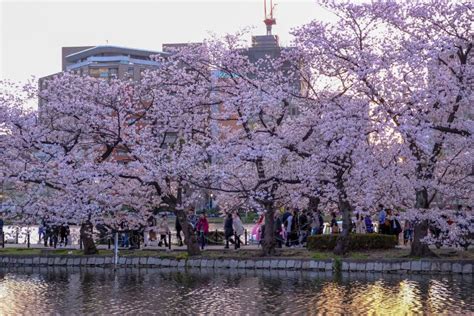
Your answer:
[349,252,369,260]
[311,252,333,260]
[47,249,113,256]
[311,251,368,261]
[0,248,42,256]
[1,246,471,261]
[48,249,83,256]
[120,250,158,257]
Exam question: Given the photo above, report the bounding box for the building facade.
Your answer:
[39,45,168,97]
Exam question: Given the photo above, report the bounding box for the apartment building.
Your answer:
[39,45,168,100]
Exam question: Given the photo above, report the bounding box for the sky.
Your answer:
[0,0,338,84]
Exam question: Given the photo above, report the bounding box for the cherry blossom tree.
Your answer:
[1,69,208,255]
[293,0,473,256]
[1,0,471,258]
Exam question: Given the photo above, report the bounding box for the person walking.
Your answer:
[144,215,157,247]
[195,213,209,250]
[286,210,299,247]
[175,216,183,247]
[38,224,45,244]
[403,219,413,245]
[274,212,283,248]
[43,223,51,247]
[224,213,234,249]
[292,210,300,246]
[355,213,366,234]
[392,212,402,243]
[385,209,394,235]
[299,210,309,245]
[157,214,170,248]
[330,213,339,234]
[59,225,70,246]
[0,215,4,246]
[310,211,321,236]
[187,209,199,232]
[119,219,129,248]
[378,204,387,234]
[252,214,265,244]
[50,224,59,248]
[284,211,293,247]
[233,212,244,249]
[365,214,374,233]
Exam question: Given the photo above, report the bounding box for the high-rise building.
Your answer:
[63,45,167,80]
[39,45,168,96]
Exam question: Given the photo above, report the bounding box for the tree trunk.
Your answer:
[410,219,436,257]
[261,203,276,256]
[334,199,351,256]
[175,185,200,256]
[80,221,98,255]
[176,207,201,256]
[410,189,436,257]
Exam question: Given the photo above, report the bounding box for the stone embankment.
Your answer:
[0,255,472,274]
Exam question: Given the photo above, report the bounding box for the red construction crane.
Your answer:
[263,0,276,35]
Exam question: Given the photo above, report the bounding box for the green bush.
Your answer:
[307,234,397,251]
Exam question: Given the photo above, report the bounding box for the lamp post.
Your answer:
[209,193,213,210]
[113,231,119,268]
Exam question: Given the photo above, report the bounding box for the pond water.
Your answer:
[0,267,472,315]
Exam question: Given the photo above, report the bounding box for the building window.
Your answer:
[109,68,118,79]
[127,67,134,79]
[89,67,109,78]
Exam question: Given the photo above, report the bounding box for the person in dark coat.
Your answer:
[0,215,4,239]
[289,210,299,246]
[274,213,283,248]
[0,215,4,247]
[365,215,374,233]
[50,224,59,248]
[44,223,51,247]
[59,225,70,246]
[281,209,291,226]
[175,216,183,247]
[224,213,234,249]
[299,211,309,245]
[330,213,339,234]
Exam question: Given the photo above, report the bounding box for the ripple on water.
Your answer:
[0,268,473,315]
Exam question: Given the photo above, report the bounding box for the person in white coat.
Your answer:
[355,212,366,234]
[232,212,244,249]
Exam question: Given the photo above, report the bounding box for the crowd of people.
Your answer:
[138,206,415,250]
[248,205,415,248]
[260,209,327,248]
[142,210,245,250]
[4,203,464,250]
[39,221,70,248]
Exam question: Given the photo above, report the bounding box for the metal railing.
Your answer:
[0,225,252,250]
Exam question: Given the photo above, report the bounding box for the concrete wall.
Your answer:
[1,256,472,274]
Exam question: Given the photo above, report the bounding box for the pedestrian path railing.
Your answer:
[1,225,253,251]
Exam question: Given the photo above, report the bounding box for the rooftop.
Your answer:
[65,45,169,62]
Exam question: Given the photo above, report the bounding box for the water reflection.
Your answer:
[0,267,472,315]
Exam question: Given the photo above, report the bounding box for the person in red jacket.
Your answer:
[196,213,209,250]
